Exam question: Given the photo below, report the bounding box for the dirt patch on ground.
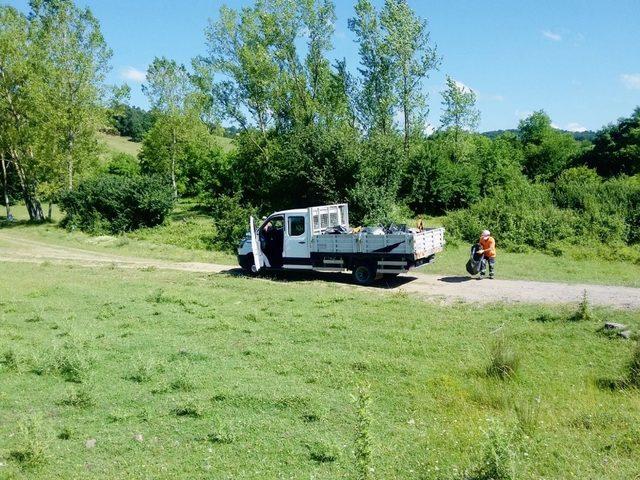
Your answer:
[1,231,639,309]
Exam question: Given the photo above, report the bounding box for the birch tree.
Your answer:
[380,0,438,154]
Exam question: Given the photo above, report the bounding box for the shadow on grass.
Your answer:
[594,377,636,392]
[221,267,418,289]
[0,219,53,229]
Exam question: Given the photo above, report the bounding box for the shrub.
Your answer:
[444,180,576,250]
[59,385,94,408]
[9,416,49,469]
[486,333,520,379]
[472,419,517,480]
[60,174,174,234]
[209,194,257,252]
[569,290,593,322]
[105,152,140,177]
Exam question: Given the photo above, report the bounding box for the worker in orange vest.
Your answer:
[478,229,496,279]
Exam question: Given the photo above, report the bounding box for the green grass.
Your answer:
[0,203,235,265]
[429,242,640,287]
[0,261,639,479]
[99,132,141,157]
[98,132,235,158]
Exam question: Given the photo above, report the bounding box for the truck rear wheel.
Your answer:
[352,263,376,286]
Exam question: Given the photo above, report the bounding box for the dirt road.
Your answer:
[1,231,639,309]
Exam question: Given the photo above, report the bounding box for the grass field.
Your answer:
[98,132,235,158]
[0,261,639,479]
[98,133,141,157]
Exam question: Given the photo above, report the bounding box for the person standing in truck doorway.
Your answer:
[477,229,496,279]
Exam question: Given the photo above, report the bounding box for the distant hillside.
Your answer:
[99,132,141,157]
[99,132,235,157]
[482,129,597,142]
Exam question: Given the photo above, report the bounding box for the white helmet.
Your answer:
[481,230,490,237]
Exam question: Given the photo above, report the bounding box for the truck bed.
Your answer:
[311,228,445,259]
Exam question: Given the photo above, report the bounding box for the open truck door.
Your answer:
[249,216,263,272]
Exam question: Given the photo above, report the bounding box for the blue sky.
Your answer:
[8,0,640,132]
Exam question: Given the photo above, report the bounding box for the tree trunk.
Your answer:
[67,135,74,190]
[1,155,11,219]
[171,127,178,200]
[11,155,44,221]
[403,73,409,157]
[48,201,53,221]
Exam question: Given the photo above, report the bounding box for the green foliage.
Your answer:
[105,152,140,177]
[627,340,640,388]
[354,385,373,480]
[486,332,520,379]
[445,180,576,250]
[440,75,480,134]
[60,174,174,234]
[209,194,256,252]
[9,415,49,469]
[569,290,593,322]
[472,419,517,480]
[111,104,155,142]
[583,107,640,177]
[519,111,583,181]
[139,115,224,198]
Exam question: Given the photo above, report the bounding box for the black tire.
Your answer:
[352,262,376,286]
[239,254,255,274]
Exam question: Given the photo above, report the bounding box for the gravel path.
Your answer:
[1,231,639,309]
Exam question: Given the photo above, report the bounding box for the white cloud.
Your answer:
[621,73,640,90]
[120,66,146,83]
[453,79,474,94]
[515,109,533,120]
[565,122,587,132]
[424,124,435,136]
[551,122,561,129]
[542,30,562,42]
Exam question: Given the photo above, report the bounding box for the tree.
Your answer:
[29,0,111,191]
[143,57,198,199]
[349,0,396,134]
[582,107,640,177]
[0,6,45,220]
[0,2,110,221]
[380,0,438,154]
[440,76,479,135]
[518,111,581,181]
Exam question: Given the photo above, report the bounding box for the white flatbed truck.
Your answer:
[237,204,445,285]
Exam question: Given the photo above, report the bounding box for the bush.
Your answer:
[105,152,140,177]
[445,180,576,250]
[209,194,257,252]
[60,174,174,234]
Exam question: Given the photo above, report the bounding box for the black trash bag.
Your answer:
[465,243,483,275]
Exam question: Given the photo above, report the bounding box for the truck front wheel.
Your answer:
[238,254,255,274]
[352,263,376,286]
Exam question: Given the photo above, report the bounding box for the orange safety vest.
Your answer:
[479,236,496,258]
